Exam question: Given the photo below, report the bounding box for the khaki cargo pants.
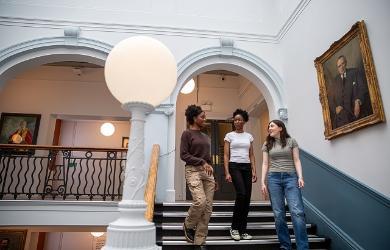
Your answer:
[184,165,215,245]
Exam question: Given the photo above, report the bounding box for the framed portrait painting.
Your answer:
[0,113,41,145]
[122,136,129,148]
[0,230,27,250]
[314,21,385,139]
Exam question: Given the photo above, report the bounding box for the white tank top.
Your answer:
[224,131,253,163]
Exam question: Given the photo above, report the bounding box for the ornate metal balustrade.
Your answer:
[0,144,127,201]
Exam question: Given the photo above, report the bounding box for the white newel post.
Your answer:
[102,36,177,250]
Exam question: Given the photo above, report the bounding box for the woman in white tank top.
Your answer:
[223,109,257,241]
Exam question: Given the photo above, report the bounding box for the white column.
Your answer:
[165,109,176,202]
[103,102,159,250]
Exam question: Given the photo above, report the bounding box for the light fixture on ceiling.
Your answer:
[100,122,115,136]
[90,232,105,238]
[180,78,195,94]
[72,67,82,76]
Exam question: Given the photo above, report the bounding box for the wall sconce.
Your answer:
[278,108,288,122]
[201,100,213,111]
[72,67,82,76]
[100,122,115,136]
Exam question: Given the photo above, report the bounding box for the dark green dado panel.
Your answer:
[300,149,390,250]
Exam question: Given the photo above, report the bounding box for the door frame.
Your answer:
[185,118,236,201]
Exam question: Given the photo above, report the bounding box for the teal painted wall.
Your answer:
[301,150,390,250]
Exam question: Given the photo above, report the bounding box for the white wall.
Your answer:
[44,232,95,250]
[60,120,130,148]
[0,0,288,89]
[0,0,285,38]
[281,0,390,197]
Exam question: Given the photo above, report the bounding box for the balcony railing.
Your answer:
[0,144,127,201]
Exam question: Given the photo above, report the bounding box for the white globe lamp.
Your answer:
[103,36,177,250]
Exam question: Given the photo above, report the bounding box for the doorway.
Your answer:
[186,119,235,200]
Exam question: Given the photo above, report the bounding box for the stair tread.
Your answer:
[163,234,324,241]
[161,211,289,217]
[161,237,327,245]
[162,201,271,206]
[157,203,329,249]
[161,222,314,229]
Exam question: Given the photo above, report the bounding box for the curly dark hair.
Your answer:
[265,119,291,151]
[233,108,249,122]
[185,104,203,125]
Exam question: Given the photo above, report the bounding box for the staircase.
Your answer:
[154,201,329,250]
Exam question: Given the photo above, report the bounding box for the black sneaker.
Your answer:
[183,223,195,243]
[194,245,207,250]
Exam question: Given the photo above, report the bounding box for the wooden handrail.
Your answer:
[0,144,127,152]
[144,144,160,222]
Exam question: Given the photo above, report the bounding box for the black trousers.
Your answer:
[229,162,252,233]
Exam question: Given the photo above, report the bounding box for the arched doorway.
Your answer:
[0,36,131,147]
[0,35,111,90]
[170,44,286,201]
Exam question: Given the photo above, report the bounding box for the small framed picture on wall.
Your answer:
[0,230,27,250]
[122,137,129,148]
[0,113,41,145]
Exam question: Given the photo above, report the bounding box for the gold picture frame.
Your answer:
[314,21,385,139]
[0,113,41,145]
[0,230,27,250]
[121,136,129,148]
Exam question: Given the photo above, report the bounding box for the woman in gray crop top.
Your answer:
[260,119,309,250]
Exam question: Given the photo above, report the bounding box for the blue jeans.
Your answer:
[267,172,309,250]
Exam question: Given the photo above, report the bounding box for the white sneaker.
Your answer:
[230,228,241,241]
[241,233,253,240]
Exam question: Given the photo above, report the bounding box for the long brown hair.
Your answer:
[265,119,291,151]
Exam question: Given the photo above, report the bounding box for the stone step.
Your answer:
[158,201,275,212]
[156,201,330,250]
[158,222,317,237]
[156,211,291,223]
[160,235,328,250]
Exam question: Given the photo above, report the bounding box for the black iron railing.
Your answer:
[0,144,127,201]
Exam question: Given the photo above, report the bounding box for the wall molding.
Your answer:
[276,0,311,40]
[0,0,310,43]
[0,200,119,226]
[0,35,112,90]
[302,150,390,206]
[174,45,286,118]
[0,36,112,62]
[303,198,363,250]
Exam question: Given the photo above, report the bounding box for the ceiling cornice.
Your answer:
[0,0,310,43]
[276,0,311,41]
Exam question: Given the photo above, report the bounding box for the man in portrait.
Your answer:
[8,120,33,144]
[0,239,9,250]
[327,55,372,129]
